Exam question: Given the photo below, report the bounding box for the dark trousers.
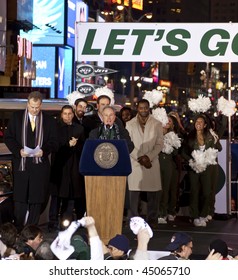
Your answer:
[189,167,212,219]
[129,190,160,221]
[14,201,41,230]
[49,195,86,223]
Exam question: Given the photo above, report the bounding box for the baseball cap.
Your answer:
[165,232,192,251]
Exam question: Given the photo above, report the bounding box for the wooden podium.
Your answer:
[80,140,131,244]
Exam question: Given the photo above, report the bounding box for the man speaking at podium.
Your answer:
[88,105,134,153]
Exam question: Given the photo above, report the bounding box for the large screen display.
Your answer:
[20,0,65,45]
[57,47,73,98]
[32,46,56,98]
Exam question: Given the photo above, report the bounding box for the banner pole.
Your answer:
[227,62,232,215]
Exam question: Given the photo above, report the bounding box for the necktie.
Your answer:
[30,116,35,131]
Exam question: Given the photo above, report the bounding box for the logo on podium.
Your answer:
[94,143,119,169]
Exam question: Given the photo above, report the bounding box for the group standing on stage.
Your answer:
[1,88,233,235]
[1,88,237,262]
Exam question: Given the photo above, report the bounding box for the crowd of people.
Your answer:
[1,215,237,260]
[0,89,235,260]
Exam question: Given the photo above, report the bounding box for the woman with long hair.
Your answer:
[181,114,222,227]
[158,115,182,224]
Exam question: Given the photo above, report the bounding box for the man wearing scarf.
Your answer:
[88,105,134,153]
[5,91,58,230]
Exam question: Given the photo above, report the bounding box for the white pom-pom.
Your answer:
[217,96,236,117]
[66,91,86,106]
[162,131,181,154]
[94,86,115,105]
[189,150,208,173]
[205,148,218,165]
[152,107,169,127]
[143,89,163,108]
[163,141,174,154]
[188,94,211,113]
[167,131,181,149]
[189,148,218,173]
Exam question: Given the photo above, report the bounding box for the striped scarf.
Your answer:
[19,109,44,171]
[98,123,121,140]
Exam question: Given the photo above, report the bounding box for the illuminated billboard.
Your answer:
[112,0,143,10]
[20,0,65,45]
[67,0,88,47]
[57,47,73,98]
[32,46,56,98]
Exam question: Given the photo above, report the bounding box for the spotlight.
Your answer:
[62,219,70,228]
[60,213,73,229]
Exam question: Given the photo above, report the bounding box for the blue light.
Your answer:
[20,0,64,45]
[32,46,56,98]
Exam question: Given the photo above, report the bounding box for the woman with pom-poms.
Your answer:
[156,113,182,224]
[181,113,222,227]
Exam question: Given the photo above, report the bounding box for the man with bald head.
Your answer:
[5,91,58,230]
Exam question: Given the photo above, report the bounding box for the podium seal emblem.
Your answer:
[94,142,119,169]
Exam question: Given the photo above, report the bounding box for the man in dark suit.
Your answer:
[84,95,128,138]
[50,105,86,228]
[83,95,111,134]
[89,105,134,153]
[4,91,58,230]
[73,98,88,125]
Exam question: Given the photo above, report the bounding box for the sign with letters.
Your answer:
[75,22,238,62]
[76,63,117,78]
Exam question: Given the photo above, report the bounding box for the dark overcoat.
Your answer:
[4,110,58,203]
[50,121,85,198]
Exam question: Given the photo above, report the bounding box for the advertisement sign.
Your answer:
[76,22,238,62]
[76,63,117,78]
[58,47,73,98]
[112,0,143,10]
[32,46,56,98]
[20,0,64,45]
